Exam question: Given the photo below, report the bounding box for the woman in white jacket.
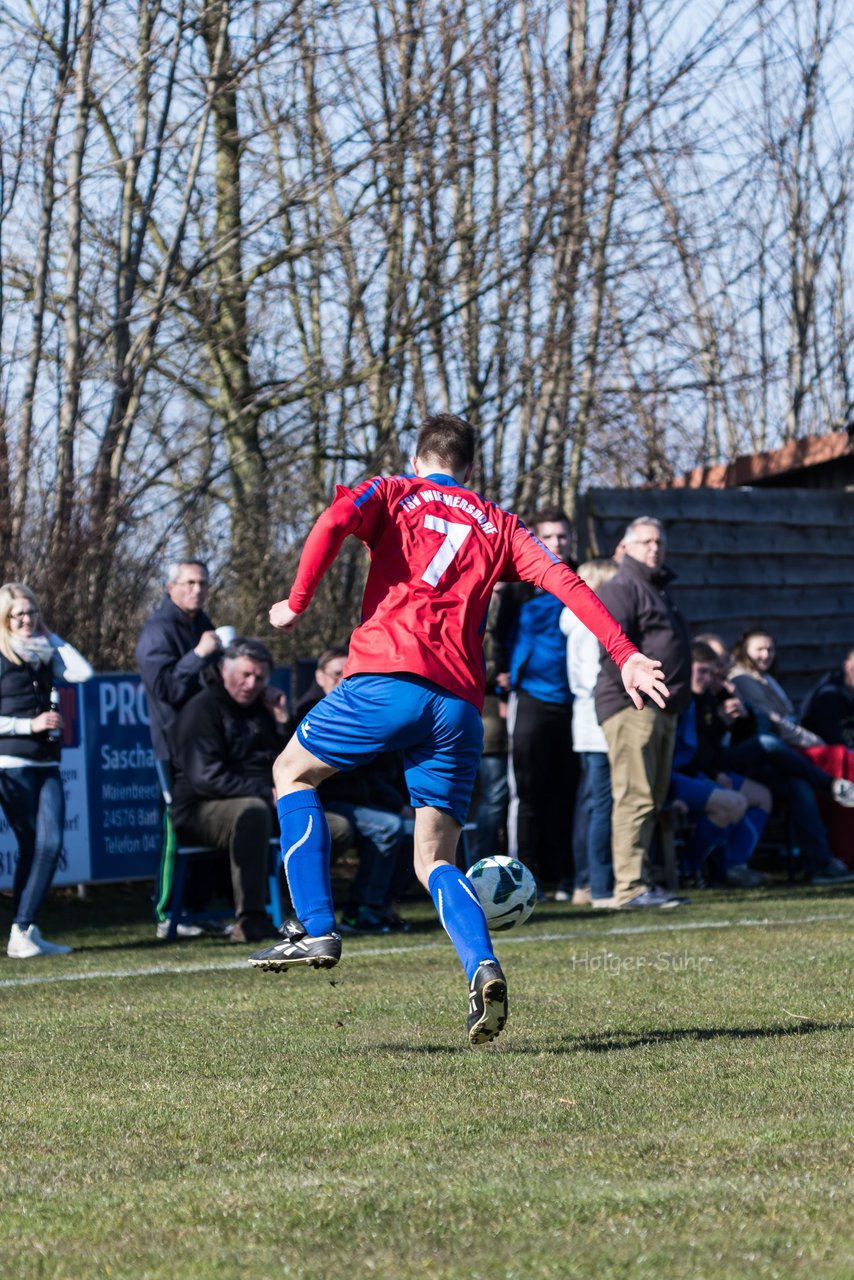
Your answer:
[0,583,93,958]
[560,559,619,908]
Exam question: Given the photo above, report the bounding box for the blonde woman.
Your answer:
[0,584,93,958]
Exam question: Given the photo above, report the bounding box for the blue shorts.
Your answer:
[295,675,483,825]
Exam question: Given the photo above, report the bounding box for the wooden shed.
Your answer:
[580,486,854,705]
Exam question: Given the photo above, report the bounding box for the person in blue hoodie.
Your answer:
[493,508,578,891]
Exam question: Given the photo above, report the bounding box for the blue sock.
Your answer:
[428,864,496,982]
[726,806,769,868]
[685,815,728,876]
[277,791,336,936]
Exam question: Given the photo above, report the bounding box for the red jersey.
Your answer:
[288,472,638,710]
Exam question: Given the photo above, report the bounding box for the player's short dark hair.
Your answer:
[533,506,571,529]
[415,414,476,472]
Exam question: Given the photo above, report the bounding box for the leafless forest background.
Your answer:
[0,0,851,666]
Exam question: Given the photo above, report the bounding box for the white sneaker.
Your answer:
[831,778,854,808]
[156,920,205,940]
[7,923,72,958]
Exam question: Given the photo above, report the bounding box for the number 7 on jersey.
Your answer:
[421,515,472,587]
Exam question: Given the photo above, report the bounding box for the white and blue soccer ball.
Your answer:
[466,855,537,931]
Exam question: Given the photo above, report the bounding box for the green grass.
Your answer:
[1,883,853,1280]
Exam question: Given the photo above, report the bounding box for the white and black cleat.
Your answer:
[249,917,342,972]
[466,960,508,1046]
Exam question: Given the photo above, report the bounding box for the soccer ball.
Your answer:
[466,855,537,931]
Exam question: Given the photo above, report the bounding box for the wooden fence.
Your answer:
[580,487,854,704]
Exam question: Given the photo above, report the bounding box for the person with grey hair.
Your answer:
[169,638,290,943]
[136,559,222,770]
[595,517,692,907]
[136,559,226,933]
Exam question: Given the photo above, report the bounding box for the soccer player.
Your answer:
[249,415,669,1045]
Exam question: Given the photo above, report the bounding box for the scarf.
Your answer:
[10,633,55,667]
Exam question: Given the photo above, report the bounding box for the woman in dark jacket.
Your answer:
[0,583,93,958]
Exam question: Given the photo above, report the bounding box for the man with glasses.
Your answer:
[136,560,223,935]
[595,517,692,909]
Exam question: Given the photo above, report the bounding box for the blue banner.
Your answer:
[83,675,163,881]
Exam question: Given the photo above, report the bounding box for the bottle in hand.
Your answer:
[48,687,62,741]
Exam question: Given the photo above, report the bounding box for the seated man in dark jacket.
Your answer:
[171,638,290,943]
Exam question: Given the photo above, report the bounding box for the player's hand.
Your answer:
[269,600,301,631]
[621,653,669,710]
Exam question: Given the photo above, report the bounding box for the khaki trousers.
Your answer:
[602,705,678,906]
[178,796,271,919]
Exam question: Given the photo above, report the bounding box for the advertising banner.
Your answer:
[83,676,162,883]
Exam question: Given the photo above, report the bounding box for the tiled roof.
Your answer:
[670,429,852,489]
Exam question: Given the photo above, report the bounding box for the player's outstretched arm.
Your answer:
[621,653,669,711]
[270,494,364,631]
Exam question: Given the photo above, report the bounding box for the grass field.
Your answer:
[2,881,853,1280]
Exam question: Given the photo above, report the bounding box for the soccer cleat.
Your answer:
[466,960,508,1046]
[248,917,342,972]
[831,778,854,808]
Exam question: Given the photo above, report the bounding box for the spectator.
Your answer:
[136,559,226,933]
[595,516,692,908]
[0,583,93,958]
[294,647,411,934]
[713,630,854,883]
[729,627,825,750]
[170,638,289,943]
[135,559,223,777]
[670,641,772,887]
[801,646,854,749]
[494,506,578,893]
[561,558,618,908]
